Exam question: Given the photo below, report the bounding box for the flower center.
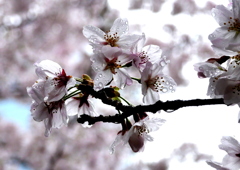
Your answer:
[104,32,119,47]
[146,75,168,92]
[138,51,149,64]
[135,124,149,135]
[232,84,240,95]
[104,57,121,74]
[224,17,240,32]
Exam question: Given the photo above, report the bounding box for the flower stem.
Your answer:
[131,77,141,83]
[63,89,81,101]
[119,96,132,106]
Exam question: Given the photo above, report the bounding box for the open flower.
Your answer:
[66,89,98,128]
[209,0,240,53]
[91,46,133,90]
[207,136,240,170]
[130,33,163,72]
[27,80,68,136]
[110,117,165,153]
[83,18,141,54]
[35,60,76,102]
[141,59,177,105]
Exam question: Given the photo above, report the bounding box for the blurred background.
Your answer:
[1,0,239,169]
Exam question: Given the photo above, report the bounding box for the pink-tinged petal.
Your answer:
[128,132,145,152]
[82,25,105,40]
[94,70,112,91]
[114,68,133,89]
[143,88,159,105]
[31,102,49,122]
[212,5,232,26]
[35,60,62,79]
[110,18,128,36]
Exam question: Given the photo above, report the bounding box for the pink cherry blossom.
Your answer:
[27,80,68,136]
[209,0,240,53]
[35,60,76,102]
[83,18,141,54]
[91,46,133,90]
[130,33,163,72]
[141,59,177,105]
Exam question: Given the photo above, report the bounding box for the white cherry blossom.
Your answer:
[27,80,68,136]
[110,117,165,153]
[141,58,177,105]
[35,60,76,102]
[91,46,133,90]
[83,18,141,54]
[209,0,240,53]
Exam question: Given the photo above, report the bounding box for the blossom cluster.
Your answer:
[27,18,176,152]
[194,0,240,168]
[194,0,240,120]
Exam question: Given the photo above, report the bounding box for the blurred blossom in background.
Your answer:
[0,0,238,169]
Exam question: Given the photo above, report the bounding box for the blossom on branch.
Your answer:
[66,88,98,128]
[27,81,68,136]
[209,0,240,53]
[91,46,133,90]
[141,59,177,105]
[83,18,141,54]
[130,33,163,72]
[110,117,165,153]
[35,60,76,102]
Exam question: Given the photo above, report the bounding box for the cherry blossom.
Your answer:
[110,117,165,153]
[35,60,76,102]
[194,61,226,78]
[27,80,68,136]
[209,0,240,53]
[83,18,141,54]
[130,33,163,72]
[91,46,133,90]
[141,59,177,105]
[66,89,98,128]
[207,136,240,170]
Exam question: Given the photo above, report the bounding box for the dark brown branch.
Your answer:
[77,84,225,125]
